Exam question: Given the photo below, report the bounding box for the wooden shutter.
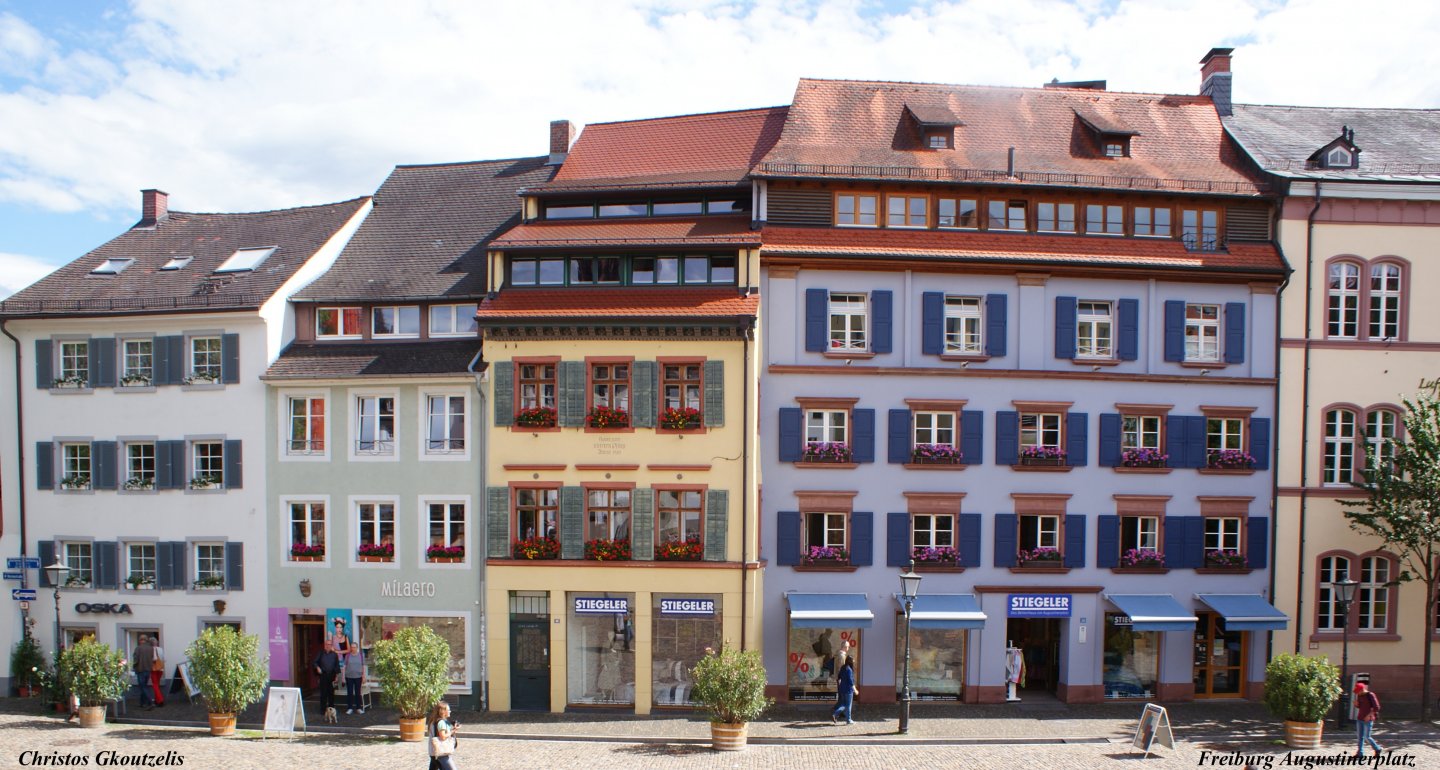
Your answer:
[1097,515,1119,568]
[1165,415,1188,469]
[492,362,514,427]
[1117,298,1139,361]
[849,512,873,566]
[1186,415,1208,469]
[993,514,1017,567]
[1250,418,1271,470]
[958,513,981,569]
[156,541,176,589]
[1054,296,1077,359]
[487,487,511,558]
[37,541,56,586]
[631,488,655,561]
[1163,301,1185,362]
[921,292,944,355]
[961,410,984,465]
[165,336,185,384]
[777,408,803,462]
[887,409,912,464]
[1183,518,1206,570]
[703,490,728,562]
[985,294,1008,357]
[768,187,834,225]
[225,542,244,590]
[804,288,827,352]
[168,541,188,589]
[870,290,893,354]
[886,512,910,567]
[1224,302,1246,364]
[1162,517,1187,569]
[221,333,240,384]
[35,441,54,489]
[1066,412,1088,467]
[35,339,52,389]
[558,361,585,427]
[1063,515,1087,569]
[851,408,875,463]
[776,511,801,566]
[92,441,118,490]
[156,440,176,489]
[1098,413,1121,467]
[559,486,584,559]
[631,361,656,428]
[1247,516,1269,569]
[995,411,1018,465]
[223,439,243,489]
[95,541,119,589]
[90,337,116,387]
[703,360,724,427]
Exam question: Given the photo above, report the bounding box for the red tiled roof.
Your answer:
[491,216,759,249]
[757,79,1267,195]
[761,226,1286,273]
[538,107,789,190]
[476,288,759,320]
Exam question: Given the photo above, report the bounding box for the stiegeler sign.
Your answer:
[1007,594,1071,618]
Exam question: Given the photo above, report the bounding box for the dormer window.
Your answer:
[1309,126,1360,170]
[1326,147,1352,167]
[1073,108,1138,160]
[927,133,951,150]
[1104,141,1128,158]
[91,258,134,275]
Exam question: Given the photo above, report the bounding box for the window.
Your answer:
[836,193,878,226]
[124,442,155,489]
[1076,301,1113,358]
[887,195,928,228]
[1104,142,1126,158]
[927,133,949,149]
[1120,515,1159,552]
[805,511,847,550]
[569,257,623,285]
[1020,413,1062,451]
[1326,147,1352,167]
[805,410,848,448]
[356,502,395,556]
[160,255,192,271]
[707,199,742,215]
[63,542,93,587]
[943,296,982,354]
[544,204,593,219]
[1365,409,1398,473]
[192,441,224,487]
[598,203,647,218]
[1121,415,1161,452]
[429,304,478,336]
[1085,204,1124,235]
[289,502,326,557]
[987,200,1026,231]
[316,307,363,338]
[91,258,134,275]
[1357,556,1390,631]
[510,257,567,286]
[1369,264,1402,340]
[937,198,978,228]
[1018,514,1060,551]
[653,201,703,216]
[59,341,89,384]
[914,411,956,448]
[1133,206,1171,237]
[1184,304,1221,362]
[1204,517,1241,553]
[1206,418,1244,453]
[60,443,91,489]
[1181,209,1219,251]
[356,396,395,454]
[427,502,466,552]
[518,362,557,412]
[661,362,702,414]
[372,306,420,337]
[1327,262,1361,339]
[912,513,954,549]
[828,292,868,351]
[215,247,275,272]
[657,489,703,548]
[121,339,152,385]
[590,363,630,418]
[684,256,716,284]
[515,489,559,542]
[125,543,156,589]
[423,395,465,452]
[287,396,326,454]
[189,336,222,382]
[1323,409,1358,485]
[585,489,631,542]
[1036,203,1075,233]
[195,543,225,585]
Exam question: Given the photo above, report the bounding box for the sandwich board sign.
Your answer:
[1132,703,1175,757]
[176,661,201,699]
[262,686,305,738]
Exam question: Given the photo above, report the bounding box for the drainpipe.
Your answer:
[1293,182,1323,653]
[1268,221,1292,673]
[739,315,753,651]
[2,321,28,587]
[468,346,489,711]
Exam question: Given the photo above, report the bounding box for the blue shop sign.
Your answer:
[1007,594,1071,618]
[574,597,629,614]
[660,598,715,617]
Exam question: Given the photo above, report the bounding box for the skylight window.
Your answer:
[215,247,276,273]
[161,255,193,271]
[91,258,134,275]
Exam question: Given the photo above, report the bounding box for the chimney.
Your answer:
[548,120,577,166]
[138,189,169,227]
[1200,47,1234,117]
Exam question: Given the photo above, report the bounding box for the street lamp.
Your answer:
[898,559,923,734]
[1332,578,1359,730]
[43,558,70,664]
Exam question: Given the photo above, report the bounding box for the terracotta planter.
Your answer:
[77,705,106,728]
[17,685,35,697]
[1020,456,1065,467]
[710,722,748,751]
[357,555,392,563]
[291,555,324,562]
[427,556,463,564]
[1283,719,1323,749]
[398,717,427,742]
[208,713,237,736]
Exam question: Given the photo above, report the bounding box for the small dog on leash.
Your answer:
[323,707,337,724]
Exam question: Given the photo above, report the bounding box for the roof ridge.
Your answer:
[586,105,788,128]
[1234,102,1440,114]
[393,155,548,170]
[796,76,1203,101]
[167,195,371,218]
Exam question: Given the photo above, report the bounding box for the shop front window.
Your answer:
[651,595,721,706]
[1103,614,1158,699]
[357,614,467,685]
[894,622,964,700]
[787,626,860,701]
[568,594,636,705]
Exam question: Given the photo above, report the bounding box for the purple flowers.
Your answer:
[802,545,850,565]
[912,546,959,564]
[1119,548,1165,568]
[803,442,853,463]
[1020,446,1067,460]
[1121,448,1169,467]
[1016,546,1061,565]
[912,444,963,463]
[1205,549,1246,568]
[1207,449,1256,469]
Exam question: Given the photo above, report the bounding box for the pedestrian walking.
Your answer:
[150,634,166,707]
[831,657,857,725]
[131,635,155,709]
[427,701,459,770]
[313,640,341,717]
[343,643,366,715]
[1355,682,1383,758]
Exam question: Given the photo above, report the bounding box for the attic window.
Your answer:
[927,134,950,150]
[215,247,276,273]
[160,255,193,271]
[1104,141,1128,158]
[1325,147,1352,168]
[91,258,134,275]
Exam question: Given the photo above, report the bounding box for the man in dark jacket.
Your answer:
[314,640,341,714]
[132,635,155,709]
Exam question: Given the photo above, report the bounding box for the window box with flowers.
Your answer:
[1019,446,1067,467]
[290,544,325,562]
[123,476,155,491]
[584,538,631,561]
[1206,450,1255,471]
[1121,448,1169,469]
[192,575,227,591]
[911,444,963,465]
[1204,549,1247,570]
[656,536,702,562]
[511,537,560,560]
[802,442,852,464]
[912,546,962,572]
[59,474,91,491]
[1117,548,1166,572]
[515,407,557,429]
[586,406,629,430]
[51,374,89,389]
[357,543,394,563]
[426,545,465,563]
[124,574,156,591]
[801,545,850,567]
[1016,546,1063,567]
[65,574,92,589]
[119,372,152,388]
[182,372,221,386]
[189,474,223,490]
[659,407,703,431]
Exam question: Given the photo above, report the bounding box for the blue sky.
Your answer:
[1,0,1437,297]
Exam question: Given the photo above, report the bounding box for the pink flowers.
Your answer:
[802,545,849,565]
[1016,546,1061,566]
[912,546,959,564]
[803,442,852,463]
[1121,448,1169,467]
[1119,548,1165,568]
[912,444,963,463]
[1207,449,1256,469]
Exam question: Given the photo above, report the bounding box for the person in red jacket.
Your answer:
[1354,682,1382,758]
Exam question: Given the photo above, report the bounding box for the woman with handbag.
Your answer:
[427,701,458,770]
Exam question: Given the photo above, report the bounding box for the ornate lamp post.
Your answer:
[898,559,923,734]
[43,558,70,663]
[1332,578,1359,730]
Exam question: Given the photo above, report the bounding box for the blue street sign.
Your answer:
[7,557,40,570]
[2,571,22,581]
[24,558,40,569]
[12,588,38,601]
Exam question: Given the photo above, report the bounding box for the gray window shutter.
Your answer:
[91,338,116,387]
[37,541,56,586]
[703,360,724,427]
[92,441,118,490]
[95,541,119,589]
[631,488,654,561]
[631,361,657,428]
[704,489,728,561]
[35,340,52,389]
[559,361,585,427]
[223,439,243,489]
[487,486,511,558]
[170,542,188,589]
[221,333,240,384]
[559,486,584,559]
[156,542,175,589]
[154,335,181,385]
[225,542,244,590]
[492,361,514,427]
[35,441,54,489]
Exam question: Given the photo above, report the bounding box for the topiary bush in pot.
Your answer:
[690,645,772,750]
[186,626,270,735]
[1263,653,1341,748]
[369,625,452,741]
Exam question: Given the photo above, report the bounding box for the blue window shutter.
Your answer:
[852,408,876,463]
[558,361,585,427]
[1097,515,1119,568]
[35,441,53,489]
[221,333,240,384]
[37,541,56,586]
[155,542,175,589]
[961,410,984,465]
[630,361,655,428]
[1247,516,1269,569]
[492,361,514,427]
[703,360,725,427]
[959,513,981,569]
[1224,302,1246,364]
[96,541,118,589]
[1163,517,1186,569]
[850,512,874,566]
[887,512,910,567]
[1117,299,1139,361]
[1098,413,1121,467]
[225,542,244,590]
[888,409,913,464]
[1186,415,1208,469]
[986,294,1008,357]
[993,514,1017,567]
[777,511,801,566]
[778,408,803,462]
[1163,301,1185,362]
[91,338,116,387]
[804,288,828,352]
[1067,412,1088,467]
[871,291,893,354]
[1054,296,1077,359]
[1250,418,1271,471]
[921,292,944,355]
[1063,515,1087,569]
[995,411,1018,465]
[1165,415,1188,468]
[224,439,243,489]
[1184,517,1206,569]
[92,441,118,490]
[35,340,52,389]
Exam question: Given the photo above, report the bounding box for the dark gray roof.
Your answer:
[1225,104,1440,181]
[0,198,370,317]
[263,340,482,380]
[295,156,557,302]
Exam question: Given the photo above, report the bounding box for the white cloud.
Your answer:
[0,251,61,298]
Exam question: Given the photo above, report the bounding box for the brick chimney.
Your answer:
[1200,47,1234,117]
[140,189,169,226]
[548,120,576,166]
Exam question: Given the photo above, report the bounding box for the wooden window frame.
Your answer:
[1324,255,1411,343]
[513,356,560,433]
[286,395,327,456]
[371,305,421,338]
[936,197,979,229]
[1012,493,1069,559]
[1312,549,1400,641]
[1075,300,1114,359]
[1198,496,1252,570]
[658,356,706,433]
[827,292,869,353]
[582,483,636,543]
[1035,202,1076,234]
[1180,208,1222,252]
[1114,495,1169,566]
[1084,203,1125,236]
[1115,403,1173,472]
[886,194,929,228]
[1200,406,1256,473]
[1183,303,1222,363]
[798,397,858,462]
[287,500,327,560]
[654,484,708,554]
[986,199,1028,231]
[1014,400,1073,469]
[316,306,364,339]
[584,356,634,433]
[511,482,562,545]
[942,296,983,355]
[1133,205,1173,238]
[835,192,879,228]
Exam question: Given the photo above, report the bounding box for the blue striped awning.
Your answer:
[895,593,986,629]
[1105,594,1198,632]
[787,593,874,628]
[1196,594,1289,631]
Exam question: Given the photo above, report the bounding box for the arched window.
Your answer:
[1326,147,1352,168]
[1369,263,1403,340]
[1357,555,1391,631]
[1327,261,1361,339]
[1365,409,1399,474]
[1316,554,1351,631]
[1322,409,1357,485]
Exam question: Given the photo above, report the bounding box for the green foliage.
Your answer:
[185,626,269,715]
[1262,653,1341,723]
[58,636,129,707]
[689,645,772,724]
[369,626,451,719]
[11,634,47,691]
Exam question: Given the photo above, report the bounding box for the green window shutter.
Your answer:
[703,360,725,428]
[492,362,514,427]
[487,486,511,558]
[559,361,586,427]
[704,489,729,561]
[631,361,657,428]
[560,486,584,559]
[631,488,654,561]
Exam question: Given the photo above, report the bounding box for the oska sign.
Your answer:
[75,603,133,615]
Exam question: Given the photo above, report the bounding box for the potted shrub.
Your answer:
[58,636,128,727]
[690,645,771,751]
[10,635,46,697]
[1263,653,1341,748]
[369,625,452,742]
[186,626,269,735]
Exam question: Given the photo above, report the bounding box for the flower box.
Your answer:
[912,546,960,566]
[586,406,629,429]
[1019,446,1067,466]
[802,442,852,463]
[515,407,558,428]
[659,407,702,431]
[801,546,849,567]
[192,576,226,590]
[911,444,963,464]
[1204,550,1247,569]
[51,375,88,389]
[357,543,394,562]
[290,544,324,561]
[512,537,560,560]
[124,576,156,590]
[182,372,220,386]
[655,536,703,561]
[1120,449,1169,468]
[189,475,223,490]
[1016,547,1062,567]
[59,475,91,490]
[123,477,155,491]
[1207,450,1256,470]
[1119,548,1165,569]
[426,545,465,563]
[119,373,152,387]
[585,538,631,561]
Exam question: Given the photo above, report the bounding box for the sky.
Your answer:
[1,0,1437,297]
